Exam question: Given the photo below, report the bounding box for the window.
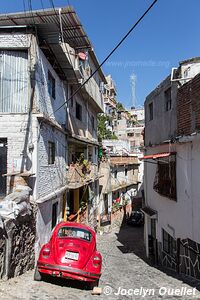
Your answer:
[114,170,117,178]
[91,115,95,129]
[58,226,92,242]
[0,51,28,113]
[48,71,55,99]
[162,229,176,257]
[165,88,172,111]
[48,141,55,164]
[153,155,176,200]
[125,168,128,176]
[149,102,153,120]
[76,102,82,121]
[151,219,156,239]
[52,202,58,229]
[127,132,134,137]
[70,85,73,107]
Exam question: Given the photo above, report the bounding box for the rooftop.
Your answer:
[0,6,91,50]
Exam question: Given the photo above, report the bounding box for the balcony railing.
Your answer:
[104,96,117,108]
[66,163,99,189]
[110,179,137,193]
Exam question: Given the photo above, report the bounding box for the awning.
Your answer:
[141,206,157,217]
[140,152,176,160]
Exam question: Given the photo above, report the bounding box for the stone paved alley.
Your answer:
[0,225,200,300]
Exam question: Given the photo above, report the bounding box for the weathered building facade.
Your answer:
[143,57,200,280]
[0,7,105,278]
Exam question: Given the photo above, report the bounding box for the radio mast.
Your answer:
[130,73,137,108]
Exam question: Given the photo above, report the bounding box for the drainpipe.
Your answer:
[144,214,149,258]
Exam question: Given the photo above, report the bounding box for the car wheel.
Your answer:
[88,279,99,290]
[34,266,43,281]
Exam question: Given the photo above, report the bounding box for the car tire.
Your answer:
[88,279,99,290]
[34,266,43,281]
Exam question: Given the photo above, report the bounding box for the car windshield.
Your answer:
[57,226,92,242]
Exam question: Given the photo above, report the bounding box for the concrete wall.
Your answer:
[35,46,67,124]
[85,52,104,111]
[130,108,144,123]
[145,76,178,146]
[68,92,98,142]
[0,114,37,193]
[103,139,130,154]
[111,164,138,190]
[145,137,200,245]
[36,194,63,257]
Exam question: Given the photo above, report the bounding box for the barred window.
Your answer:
[48,141,55,164]
[162,229,176,257]
[153,155,176,200]
[76,102,82,121]
[48,71,56,99]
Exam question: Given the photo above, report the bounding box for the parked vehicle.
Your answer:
[34,222,102,287]
[127,211,144,226]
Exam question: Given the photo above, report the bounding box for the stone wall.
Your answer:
[0,234,6,278]
[0,205,36,279]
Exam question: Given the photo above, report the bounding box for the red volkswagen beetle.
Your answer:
[34,222,102,287]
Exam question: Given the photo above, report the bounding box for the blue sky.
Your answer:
[2,0,200,108]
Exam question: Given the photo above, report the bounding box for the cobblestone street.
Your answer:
[0,225,200,300]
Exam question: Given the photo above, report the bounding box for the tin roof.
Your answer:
[0,6,91,50]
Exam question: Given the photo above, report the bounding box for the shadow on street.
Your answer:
[116,217,200,292]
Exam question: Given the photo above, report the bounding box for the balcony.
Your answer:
[110,156,139,166]
[111,177,139,192]
[66,163,99,189]
[104,95,117,109]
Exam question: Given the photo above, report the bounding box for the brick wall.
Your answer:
[177,73,200,135]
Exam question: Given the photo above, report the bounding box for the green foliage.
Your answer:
[97,114,118,141]
[116,102,125,111]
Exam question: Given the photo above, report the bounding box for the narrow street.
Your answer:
[0,225,200,300]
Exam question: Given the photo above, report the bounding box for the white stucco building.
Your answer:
[143,57,200,279]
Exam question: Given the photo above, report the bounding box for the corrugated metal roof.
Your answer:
[0,6,92,50]
[0,7,106,83]
[0,50,29,113]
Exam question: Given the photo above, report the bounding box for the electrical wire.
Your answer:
[40,0,45,12]
[51,0,159,116]
[27,0,36,26]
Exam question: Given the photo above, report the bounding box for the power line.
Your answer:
[51,0,159,117]
[27,0,36,26]
[40,0,45,12]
